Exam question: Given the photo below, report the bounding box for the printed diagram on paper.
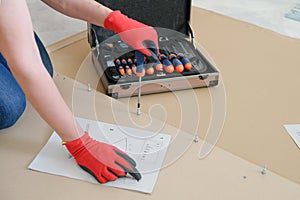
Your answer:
[29,117,171,193]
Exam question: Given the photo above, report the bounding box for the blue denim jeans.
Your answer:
[0,32,53,129]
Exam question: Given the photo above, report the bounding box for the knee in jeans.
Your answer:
[0,96,26,129]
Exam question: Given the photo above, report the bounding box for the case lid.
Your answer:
[98,0,191,34]
[89,0,192,46]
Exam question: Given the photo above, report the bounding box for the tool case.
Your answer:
[88,0,219,98]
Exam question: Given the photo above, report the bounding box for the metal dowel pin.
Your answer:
[193,135,199,143]
[88,83,92,92]
[261,165,267,175]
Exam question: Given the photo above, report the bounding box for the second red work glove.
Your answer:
[64,132,141,183]
[104,10,159,57]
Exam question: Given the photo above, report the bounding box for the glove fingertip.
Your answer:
[138,48,152,57]
[113,149,137,167]
[129,169,142,181]
[116,161,142,181]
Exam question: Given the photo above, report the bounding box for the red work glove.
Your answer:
[64,132,141,183]
[104,10,159,57]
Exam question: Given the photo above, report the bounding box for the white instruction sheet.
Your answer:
[284,124,300,149]
[29,117,171,193]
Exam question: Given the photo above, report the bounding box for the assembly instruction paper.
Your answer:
[284,124,300,149]
[29,117,171,193]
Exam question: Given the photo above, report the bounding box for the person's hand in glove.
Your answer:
[64,132,141,184]
[104,10,159,61]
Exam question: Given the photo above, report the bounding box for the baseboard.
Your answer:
[46,31,87,53]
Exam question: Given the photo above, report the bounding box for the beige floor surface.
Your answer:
[47,7,300,185]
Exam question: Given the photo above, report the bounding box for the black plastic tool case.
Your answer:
[88,0,219,98]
